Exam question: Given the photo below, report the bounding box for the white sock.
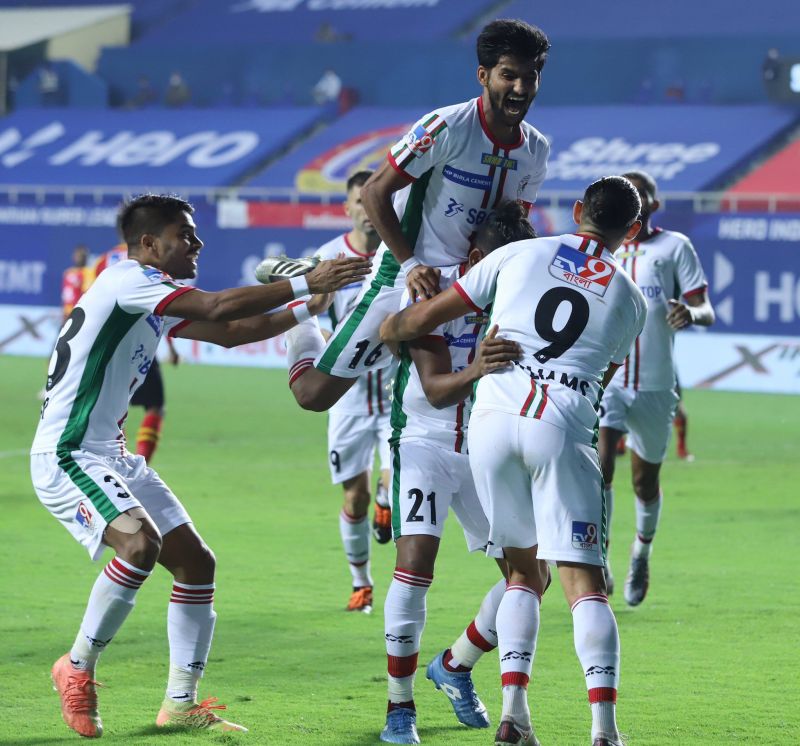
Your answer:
[166,582,216,702]
[340,510,372,588]
[448,578,504,669]
[571,594,620,740]
[634,492,662,558]
[384,568,432,705]
[497,583,540,727]
[285,317,324,384]
[70,556,151,670]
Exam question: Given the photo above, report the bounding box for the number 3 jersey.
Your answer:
[391,264,486,453]
[454,234,647,445]
[386,96,549,267]
[609,228,707,391]
[32,260,193,457]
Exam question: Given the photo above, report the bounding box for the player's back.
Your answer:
[454,233,646,443]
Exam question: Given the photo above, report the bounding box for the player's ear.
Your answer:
[468,246,484,267]
[140,232,157,255]
[624,220,642,241]
[651,198,661,214]
[477,65,489,87]
[572,200,583,225]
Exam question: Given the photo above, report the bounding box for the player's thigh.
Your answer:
[117,453,191,539]
[390,441,459,542]
[327,411,375,484]
[315,277,403,378]
[376,413,392,474]
[31,450,142,560]
[520,420,605,567]
[467,410,536,550]
[626,389,679,464]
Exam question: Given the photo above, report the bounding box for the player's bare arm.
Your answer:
[666,289,715,330]
[172,293,332,348]
[601,362,622,389]
[412,325,522,409]
[380,287,469,343]
[164,257,369,322]
[361,161,441,301]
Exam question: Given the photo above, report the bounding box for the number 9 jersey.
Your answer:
[453,233,647,445]
[32,260,193,457]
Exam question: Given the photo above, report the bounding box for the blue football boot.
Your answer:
[380,707,420,744]
[426,650,490,728]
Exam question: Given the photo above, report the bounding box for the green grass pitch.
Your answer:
[1,355,798,745]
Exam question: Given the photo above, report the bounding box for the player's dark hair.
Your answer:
[622,170,658,200]
[581,177,642,236]
[118,194,194,250]
[474,200,537,253]
[477,19,550,70]
[346,170,373,192]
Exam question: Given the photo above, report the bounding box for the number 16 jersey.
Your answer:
[31,260,193,457]
[454,233,647,445]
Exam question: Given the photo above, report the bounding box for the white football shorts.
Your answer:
[327,410,391,484]
[468,410,607,566]
[31,450,191,561]
[390,439,499,556]
[600,387,679,463]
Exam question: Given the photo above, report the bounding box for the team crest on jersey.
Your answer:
[465,314,489,325]
[481,153,517,170]
[571,521,598,550]
[75,502,93,529]
[549,245,616,296]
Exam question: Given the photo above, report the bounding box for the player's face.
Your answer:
[156,212,203,280]
[344,184,377,238]
[480,54,543,127]
[628,177,659,222]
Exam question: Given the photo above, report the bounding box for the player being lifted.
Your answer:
[380,177,648,746]
[31,194,369,739]
[264,19,550,411]
[379,202,542,745]
[598,171,714,605]
[313,171,397,613]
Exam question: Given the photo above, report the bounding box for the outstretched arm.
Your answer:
[380,286,471,344]
[412,326,521,409]
[163,257,369,323]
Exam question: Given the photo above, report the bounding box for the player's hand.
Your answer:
[666,299,694,330]
[406,264,441,302]
[306,257,371,294]
[166,338,180,366]
[306,293,334,317]
[473,325,521,376]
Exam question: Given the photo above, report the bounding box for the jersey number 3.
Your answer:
[47,307,86,391]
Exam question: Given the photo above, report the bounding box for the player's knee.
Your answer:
[632,473,659,502]
[192,544,216,578]
[343,489,370,517]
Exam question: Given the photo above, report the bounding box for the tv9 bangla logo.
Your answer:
[572,521,598,550]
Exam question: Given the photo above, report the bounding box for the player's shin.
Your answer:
[446,578,504,671]
[71,556,152,670]
[384,568,432,710]
[340,509,373,591]
[166,582,216,702]
[633,491,662,558]
[571,594,620,741]
[497,583,541,729]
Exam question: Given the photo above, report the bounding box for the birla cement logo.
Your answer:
[546,136,721,181]
[295,123,410,194]
[0,123,259,169]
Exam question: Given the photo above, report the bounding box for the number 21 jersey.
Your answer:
[32,260,193,457]
[454,234,647,444]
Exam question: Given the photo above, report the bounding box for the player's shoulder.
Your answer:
[653,227,693,251]
[315,234,348,260]
[520,120,550,156]
[432,98,476,124]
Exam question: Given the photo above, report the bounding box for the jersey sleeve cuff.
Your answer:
[453,281,483,313]
[682,284,707,299]
[167,319,193,338]
[387,152,416,183]
[155,286,195,316]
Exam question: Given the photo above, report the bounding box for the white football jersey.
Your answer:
[610,228,708,391]
[454,234,647,445]
[391,265,487,453]
[316,233,396,416]
[32,260,192,457]
[385,97,549,268]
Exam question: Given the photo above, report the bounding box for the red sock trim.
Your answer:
[636,533,653,544]
[501,672,529,688]
[340,509,367,524]
[466,620,496,652]
[393,567,433,587]
[104,557,149,589]
[443,649,471,673]
[570,593,609,612]
[589,687,617,704]
[506,583,541,602]
[387,700,415,713]
[388,653,418,679]
[289,358,314,384]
